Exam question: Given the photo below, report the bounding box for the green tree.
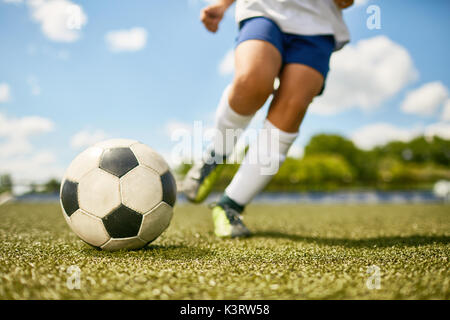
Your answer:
[43,179,61,193]
[428,136,450,166]
[304,134,377,182]
[376,136,450,166]
[269,155,355,190]
[305,134,359,163]
[0,174,13,194]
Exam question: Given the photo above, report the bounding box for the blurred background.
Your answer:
[0,0,449,204]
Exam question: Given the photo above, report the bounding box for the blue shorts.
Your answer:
[236,17,335,94]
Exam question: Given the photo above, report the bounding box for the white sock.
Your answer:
[209,84,254,160]
[225,120,298,206]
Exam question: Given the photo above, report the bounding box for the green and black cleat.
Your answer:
[211,203,251,238]
[182,152,225,204]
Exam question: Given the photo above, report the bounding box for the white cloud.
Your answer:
[0,112,60,192]
[0,83,11,103]
[218,49,234,76]
[0,112,55,157]
[105,27,147,52]
[0,151,64,194]
[311,36,418,115]
[441,99,450,122]
[424,122,450,140]
[351,123,420,150]
[70,129,108,149]
[401,82,448,116]
[27,0,87,43]
[0,151,57,180]
[351,122,450,150]
[0,114,54,138]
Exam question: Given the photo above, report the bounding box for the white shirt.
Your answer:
[235,0,350,50]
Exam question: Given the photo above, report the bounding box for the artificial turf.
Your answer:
[0,202,449,299]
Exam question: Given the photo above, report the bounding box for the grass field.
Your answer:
[0,202,449,300]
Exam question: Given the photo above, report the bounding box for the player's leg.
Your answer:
[266,64,323,132]
[227,39,282,116]
[212,63,324,237]
[183,38,282,203]
[210,39,282,159]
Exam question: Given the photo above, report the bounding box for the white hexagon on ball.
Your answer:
[139,202,173,243]
[120,166,163,214]
[69,209,110,247]
[130,143,169,175]
[64,146,103,182]
[78,168,121,218]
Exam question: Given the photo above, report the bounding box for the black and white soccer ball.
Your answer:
[60,139,176,251]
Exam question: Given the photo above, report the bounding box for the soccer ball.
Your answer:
[60,138,176,251]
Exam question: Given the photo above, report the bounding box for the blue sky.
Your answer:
[0,0,449,187]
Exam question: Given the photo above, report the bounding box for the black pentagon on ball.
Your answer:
[99,148,139,178]
[102,205,143,238]
[61,180,79,217]
[161,170,177,206]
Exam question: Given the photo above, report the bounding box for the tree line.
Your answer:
[177,134,450,191]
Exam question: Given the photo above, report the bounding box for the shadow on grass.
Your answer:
[79,243,212,260]
[142,244,213,260]
[253,231,450,248]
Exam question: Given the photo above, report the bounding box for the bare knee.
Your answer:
[229,71,275,115]
[267,96,311,132]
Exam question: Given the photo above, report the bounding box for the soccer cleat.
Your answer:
[211,204,251,238]
[182,153,225,203]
